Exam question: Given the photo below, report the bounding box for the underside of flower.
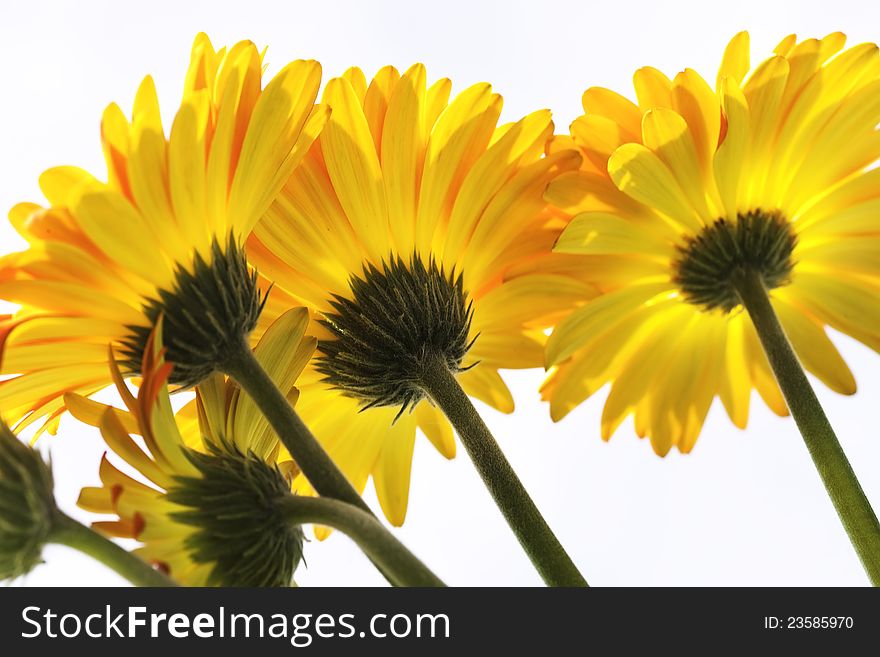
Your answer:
[167,443,304,587]
[672,210,797,313]
[316,255,477,418]
[119,234,267,388]
[0,423,56,580]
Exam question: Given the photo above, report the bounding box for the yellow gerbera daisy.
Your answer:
[543,31,880,455]
[73,308,315,586]
[247,64,592,526]
[0,33,326,434]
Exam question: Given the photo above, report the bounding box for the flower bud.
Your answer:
[0,423,57,580]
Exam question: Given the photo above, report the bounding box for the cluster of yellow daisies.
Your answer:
[1,31,878,587]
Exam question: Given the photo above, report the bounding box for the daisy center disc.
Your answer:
[316,254,476,417]
[672,210,797,313]
[119,234,266,388]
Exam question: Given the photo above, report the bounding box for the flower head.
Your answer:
[0,422,56,579]
[0,33,327,434]
[317,255,476,417]
[543,32,880,455]
[248,64,593,525]
[73,308,315,586]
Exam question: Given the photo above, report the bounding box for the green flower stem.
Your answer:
[278,496,445,587]
[50,512,176,587]
[222,340,371,516]
[734,268,880,585]
[419,354,588,587]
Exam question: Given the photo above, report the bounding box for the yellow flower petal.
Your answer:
[414,399,455,458]
[742,318,788,417]
[786,272,880,353]
[381,63,426,253]
[169,91,212,256]
[546,282,672,366]
[718,314,751,429]
[633,66,672,108]
[232,308,314,457]
[65,392,140,435]
[470,331,544,368]
[463,148,582,279]
[607,143,703,232]
[71,186,173,288]
[774,296,855,395]
[38,166,96,207]
[372,415,417,527]
[0,280,144,325]
[741,55,789,207]
[444,110,552,265]
[416,83,500,256]
[713,78,750,220]
[571,114,630,172]
[128,76,187,265]
[363,65,400,151]
[476,274,596,327]
[582,87,641,139]
[544,169,642,217]
[717,31,750,89]
[342,66,368,104]
[554,212,669,256]
[641,107,712,220]
[322,76,390,262]
[671,68,721,175]
[457,366,514,413]
[600,304,697,439]
[228,59,324,235]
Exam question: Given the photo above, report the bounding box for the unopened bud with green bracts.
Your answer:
[0,422,56,580]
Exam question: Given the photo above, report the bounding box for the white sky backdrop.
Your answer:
[1,0,879,586]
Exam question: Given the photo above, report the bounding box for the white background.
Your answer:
[1,0,879,586]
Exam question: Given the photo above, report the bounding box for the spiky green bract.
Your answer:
[168,443,304,587]
[119,234,268,388]
[0,423,56,580]
[673,210,797,313]
[316,254,477,418]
